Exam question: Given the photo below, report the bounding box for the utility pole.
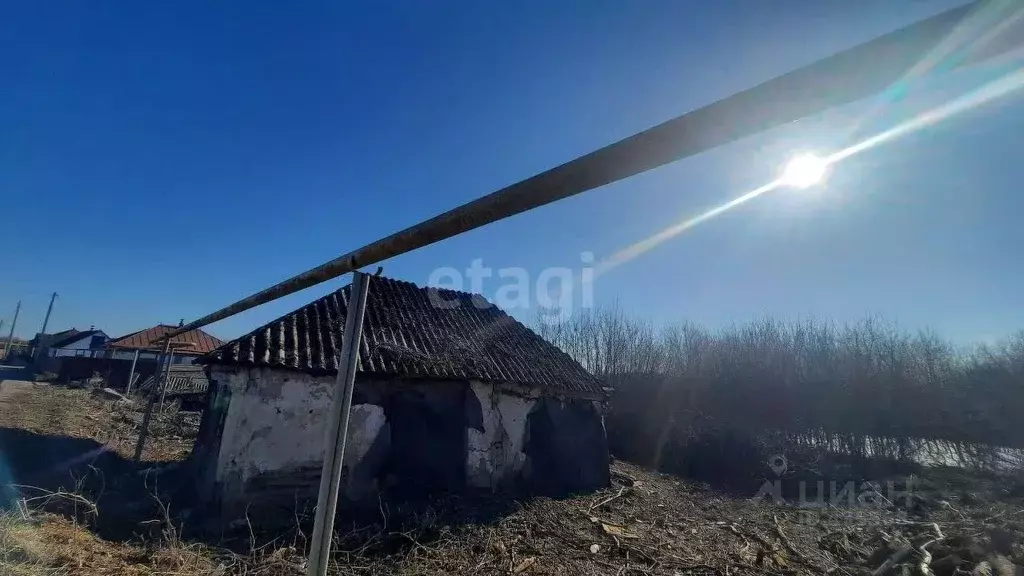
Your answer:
[4,301,20,361]
[39,292,57,338]
[33,292,58,359]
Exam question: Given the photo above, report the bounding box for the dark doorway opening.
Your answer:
[526,399,610,495]
[384,385,466,494]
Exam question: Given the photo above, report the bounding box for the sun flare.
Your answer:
[781,153,829,189]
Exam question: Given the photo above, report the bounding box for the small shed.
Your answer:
[191,276,609,522]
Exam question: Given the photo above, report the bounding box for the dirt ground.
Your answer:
[1,381,1022,576]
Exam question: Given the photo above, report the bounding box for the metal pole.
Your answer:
[33,292,57,360]
[307,271,371,576]
[4,302,20,361]
[158,346,175,410]
[126,349,141,396]
[38,292,57,339]
[134,339,173,461]
[161,0,1024,340]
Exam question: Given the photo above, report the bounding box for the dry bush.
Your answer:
[538,309,1024,476]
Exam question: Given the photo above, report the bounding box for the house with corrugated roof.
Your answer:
[106,323,225,364]
[191,276,609,522]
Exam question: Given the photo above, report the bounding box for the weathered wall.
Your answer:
[192,366,609,526]
[200,366,390,518]
[466,381,537,491]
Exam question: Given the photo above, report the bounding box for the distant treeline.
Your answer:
[535,308,1023,476]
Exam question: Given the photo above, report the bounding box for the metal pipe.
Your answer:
[167,1,1021,338]
[134,339,173,461]
[158,346,176,411]
[126,349,141,396]
[307,271,371,576]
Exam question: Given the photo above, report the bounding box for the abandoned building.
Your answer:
[191,276,609,520]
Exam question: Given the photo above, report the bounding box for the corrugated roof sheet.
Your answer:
[108,324,225,355]
[206,276,601,395]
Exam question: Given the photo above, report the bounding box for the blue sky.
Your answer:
[2,0,1023,344]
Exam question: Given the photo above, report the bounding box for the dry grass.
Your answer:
[0,380,197,462]
[0,511,220,576]
[3,460,1021,576]
[1,382,1022,576]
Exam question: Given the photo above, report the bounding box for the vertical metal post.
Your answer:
[126,349,141,395]
[158,346,176,410]
[307,271,371,576]
[134,339,173,461]
[33,292,57,361]
[4,302,20,361]
[38,292,57,341]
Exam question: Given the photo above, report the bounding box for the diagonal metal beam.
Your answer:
[169,0,1023,338]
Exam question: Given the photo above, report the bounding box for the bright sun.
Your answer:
[781,153,829,189]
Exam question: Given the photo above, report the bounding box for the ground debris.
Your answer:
[2,382,1023,576]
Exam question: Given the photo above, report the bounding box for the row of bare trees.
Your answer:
[536,306,1024,473]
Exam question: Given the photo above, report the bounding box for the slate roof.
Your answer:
[108,324,224,355]
[205,276,602,395]
[49,329,108,349]
[30,329,79,347]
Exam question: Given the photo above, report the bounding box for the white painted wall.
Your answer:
[466,381,536,491]
[206,368,561,510]
[210,366,387,503]
[50,335,100,356]
[110,349,159,361]
[102,349,199,364]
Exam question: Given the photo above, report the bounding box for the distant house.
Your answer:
[107,324,224,364]
[25,328,109,358]
[29,328,80,350]
[192,276,609,523]
[47,329,110,357]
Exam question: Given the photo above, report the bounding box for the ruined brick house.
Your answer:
[190,276,609,521]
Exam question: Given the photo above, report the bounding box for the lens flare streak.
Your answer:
[829,64,1024,163]
[594,179,782,277]
[594,62,1024,278]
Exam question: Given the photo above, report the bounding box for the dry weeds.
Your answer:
[0,380,198,462]
[3,460,1021,576]
[1,382,1021,576]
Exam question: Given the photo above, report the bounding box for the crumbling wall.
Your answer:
[193,367,609,527]
[203,367,390,520]
[466,381,536,491]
